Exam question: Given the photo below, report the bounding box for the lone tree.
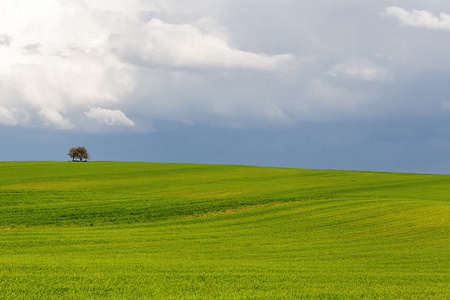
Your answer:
[68,146,91,162]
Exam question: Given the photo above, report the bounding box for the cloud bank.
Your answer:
[0,1,450,133]
[0,0,294,131]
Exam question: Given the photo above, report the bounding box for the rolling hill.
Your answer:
[0,161,448,299]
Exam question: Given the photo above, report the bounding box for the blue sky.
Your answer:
[1,0,450,173]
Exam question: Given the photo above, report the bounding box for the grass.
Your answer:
[0,161,449,299]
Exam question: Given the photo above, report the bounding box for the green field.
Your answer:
[0,161,448,299]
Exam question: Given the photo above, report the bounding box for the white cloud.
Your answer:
[0,106,18,125]
[0,0,295,131]
[111,18,294,71]
[23,43,41,54]
[327,58,387,81]
[85,107,135,127]
[0,0,136,128]
[0,34,12,46]
[2,1,449,132]
[385,6,450,31]
[39,108,74,129]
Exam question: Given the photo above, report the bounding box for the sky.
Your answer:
[2,0,450,174]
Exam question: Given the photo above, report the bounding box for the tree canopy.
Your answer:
[68,146,91,162]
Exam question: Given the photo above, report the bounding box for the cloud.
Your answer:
[0,0,295,131]
[327,58,387,81]
[110,18,294,71]
[0,34,12,46]
[1,0,450,133]
[0,0,137,130]
[23,43,41,54]
[0,106,18,125]
[39,108,74,129]
[85,107,135,127]
[385,6,450,31]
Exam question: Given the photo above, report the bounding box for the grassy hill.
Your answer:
[0,161,448,299]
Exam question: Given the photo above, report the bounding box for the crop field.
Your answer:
[0,161,448,299]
